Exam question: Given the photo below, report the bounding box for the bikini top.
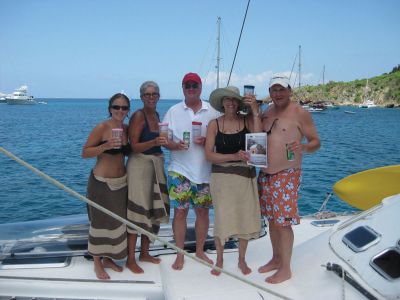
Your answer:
[98,141,131,156]
[215,118,249,154]
[139,109,162,155]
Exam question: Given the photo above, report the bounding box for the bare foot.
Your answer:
[126,259,144,274]
[102,257,123,272]
[139,254,161,264]
[265,268,292,284]
[94,260,110,280]
[258,258,280,273]
[238,260,252,275]
[172,254,184,270]
[211,261,223,276]
[196,252,214,265]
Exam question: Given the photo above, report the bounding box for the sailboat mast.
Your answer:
[216,17,221,89]
[227,0,251,86]
[298,45,301,88]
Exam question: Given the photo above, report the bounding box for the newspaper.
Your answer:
[245,132,267,167]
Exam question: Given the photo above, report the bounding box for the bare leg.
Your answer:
[172,207,189,270]
[194,207,213,265]
[258,222,281,273]
[210,237,224,276]
[266,225,293,284]
[139,235,161,264]
[126,233,144,274]
[238,239,251,275]
[94,256,110,280]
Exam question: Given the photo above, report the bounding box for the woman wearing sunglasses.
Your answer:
[82,93,131,279]
[126,81,170,274]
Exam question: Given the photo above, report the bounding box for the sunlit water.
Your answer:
[1,99,399,224]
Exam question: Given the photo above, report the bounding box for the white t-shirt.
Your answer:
[163,100,220,184]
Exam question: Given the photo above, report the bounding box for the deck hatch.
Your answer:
[342,225,380,252]
[370,247,400,281]
[0,255,71,269]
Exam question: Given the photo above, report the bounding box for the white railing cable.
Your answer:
[0,146,292,300]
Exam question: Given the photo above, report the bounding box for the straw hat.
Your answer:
[209,86,244,112]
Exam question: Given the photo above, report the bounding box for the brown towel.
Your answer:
[211,161,261,244]
[126,153,170,238]
[87,171,128,259]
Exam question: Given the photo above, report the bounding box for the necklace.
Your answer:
[221,116,243,146]
[221,115,241,133]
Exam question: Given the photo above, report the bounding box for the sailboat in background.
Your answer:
[359,79,377,108]
[292,46,325,113]
[315,65,338,109]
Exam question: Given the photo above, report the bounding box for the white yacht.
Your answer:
[6,85,37,105]
[0,161,399,300]
[359,99,377,108]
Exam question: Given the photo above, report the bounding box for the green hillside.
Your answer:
[292,66,400,106]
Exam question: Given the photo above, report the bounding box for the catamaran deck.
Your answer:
[1,215,374,300]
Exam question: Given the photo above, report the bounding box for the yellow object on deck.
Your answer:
[333,165,400,210]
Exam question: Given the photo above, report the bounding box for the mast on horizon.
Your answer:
[216,17,221,89]
[298,45,302,89]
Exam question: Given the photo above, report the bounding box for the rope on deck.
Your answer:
[0,146,292,300]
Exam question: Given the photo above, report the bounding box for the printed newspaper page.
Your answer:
[245,132,267,167]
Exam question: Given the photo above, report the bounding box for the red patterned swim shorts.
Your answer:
[257,168,301,226]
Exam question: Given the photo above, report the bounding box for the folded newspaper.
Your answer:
[245,132,267,167]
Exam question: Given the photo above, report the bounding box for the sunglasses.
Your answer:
[111,105,130,111]
[184,83,199,89]
[142,92,160,98]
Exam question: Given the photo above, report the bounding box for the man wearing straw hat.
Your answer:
[257,75,320,284]
[163,72,219,270]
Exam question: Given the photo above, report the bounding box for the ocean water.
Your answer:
[0,99,399,224]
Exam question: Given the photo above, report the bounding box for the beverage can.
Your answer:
[183,131,190,148]
[286,144,295,161]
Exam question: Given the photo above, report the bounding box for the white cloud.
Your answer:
[201,70,316,98]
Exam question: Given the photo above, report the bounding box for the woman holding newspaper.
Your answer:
[205,86,263,276]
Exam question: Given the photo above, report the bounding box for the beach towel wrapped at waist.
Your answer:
[127,153,170,236]
[94,174,127,190]
[212,163,257,178]
[87,171,128,260]
[211,161,261,243]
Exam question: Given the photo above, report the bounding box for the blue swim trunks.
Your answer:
[167,171,212,209]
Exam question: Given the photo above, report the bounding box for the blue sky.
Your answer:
[1,0,399,99]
